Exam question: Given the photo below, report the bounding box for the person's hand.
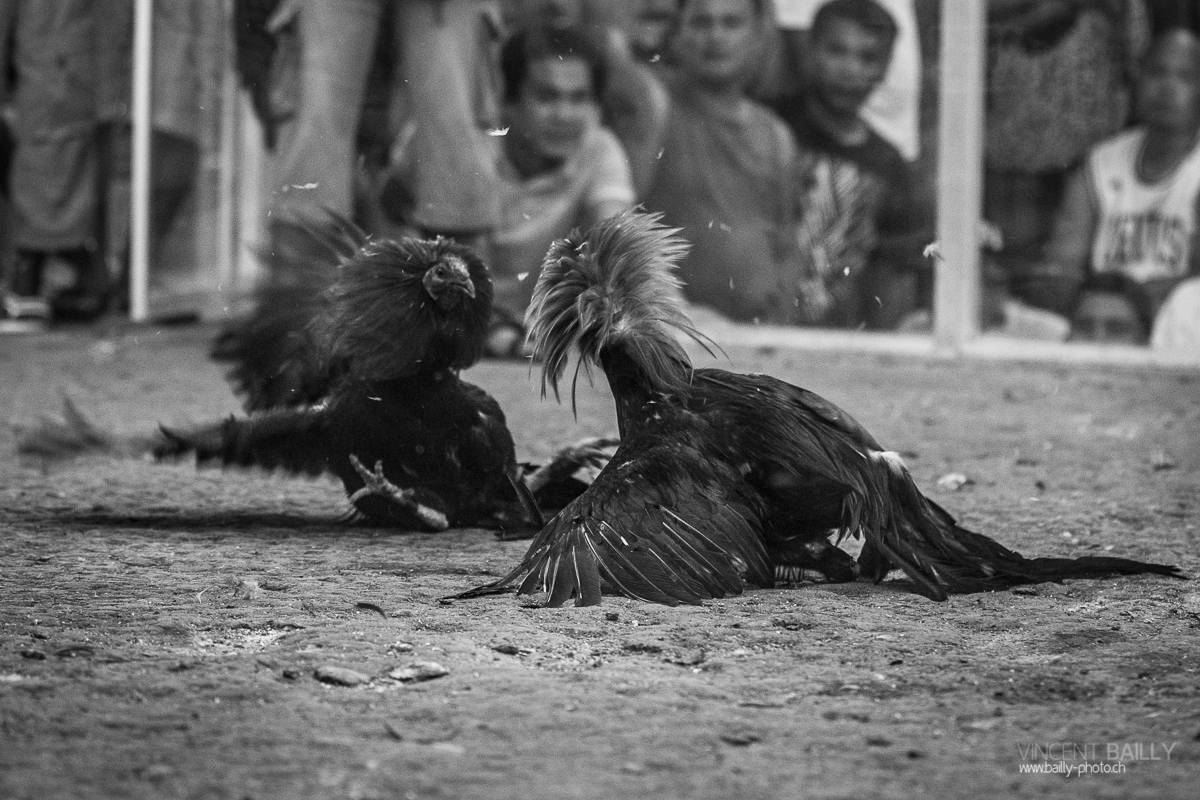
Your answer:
[988,0,1080,41]
[266,0,301,34]
[793,277,836,325]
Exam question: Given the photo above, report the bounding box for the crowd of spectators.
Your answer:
[1,0,1198,354]
[0,0,214,332]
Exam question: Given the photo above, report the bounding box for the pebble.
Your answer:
[140,764,175,781]
[936,472,974,491]
[667,649,705,666]
[388,662,449,683]
[719,727,763,746]
[54,644,95,659]
[313,666,371,686]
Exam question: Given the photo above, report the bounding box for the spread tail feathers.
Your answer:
[153,407,329,477]
[15,396,158,461]
[528,209,714,406]
[13,396,331,481]
[866,460,1185,600]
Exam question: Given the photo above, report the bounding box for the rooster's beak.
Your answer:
[447,259,476,299]
[426,256,476,305]
[444,260,475,299]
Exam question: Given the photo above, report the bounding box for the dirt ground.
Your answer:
[1,321,1198,800]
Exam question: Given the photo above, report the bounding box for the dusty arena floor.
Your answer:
[2,322,1198,800]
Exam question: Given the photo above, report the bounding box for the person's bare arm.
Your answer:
[579,127,639,230]
[1033,163,1096,313]
[987,0,1097,23]
[1190,193,1200,276]
[987,0,1102,41]
[589,197,635,226]
[599,29,671,199]
[1041,164,1097,277]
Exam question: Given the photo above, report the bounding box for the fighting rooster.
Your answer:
[20,218,607,532]
[456,210,1183,606]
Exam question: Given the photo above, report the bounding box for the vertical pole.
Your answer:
[933,0,986,349]
[237,93,266,288]
[129,0,154,322]
[216,0,237,301]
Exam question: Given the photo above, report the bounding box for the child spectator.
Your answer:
[609,0,807,324]
[1068,272,1155,344]
[1040,26,1200,326]
[763,0,922,162]
[769,0,927,328]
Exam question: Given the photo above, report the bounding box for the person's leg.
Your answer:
[271,0,383,223]
[390,0,499,235]
[4,0,101,324]
[149,131,200,251]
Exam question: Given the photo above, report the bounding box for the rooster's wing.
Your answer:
[211,217,364,411]
[457,406,772,606]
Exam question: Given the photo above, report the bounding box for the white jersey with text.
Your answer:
[1087,128,1200,282]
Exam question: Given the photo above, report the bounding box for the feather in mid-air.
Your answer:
[18,217,611,533]
[455,210,1184,606]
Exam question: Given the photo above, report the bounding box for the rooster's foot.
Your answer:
[348,455,449,532]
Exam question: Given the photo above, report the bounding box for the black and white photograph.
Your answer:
[2,1,1198,798]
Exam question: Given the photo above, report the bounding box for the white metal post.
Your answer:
[129,0,154,321]
[933,0,986,350]
[216,0,238,301]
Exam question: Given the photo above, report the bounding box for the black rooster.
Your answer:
[19,218,607,532]
[456,211,1184,606]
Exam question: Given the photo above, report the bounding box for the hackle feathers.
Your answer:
[318,236,493,381]
[526,210,712,403]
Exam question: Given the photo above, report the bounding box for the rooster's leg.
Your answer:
[347,455,449,531]
[523,436,620,495]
